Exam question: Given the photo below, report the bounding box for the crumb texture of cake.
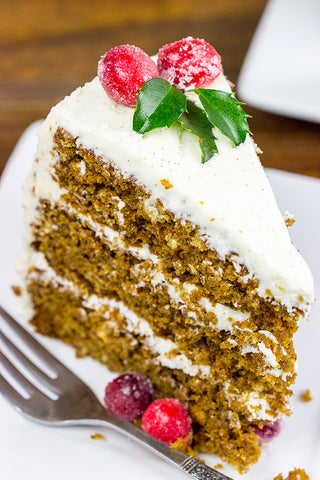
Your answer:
[20,44,314,473]
[301,389,313,402]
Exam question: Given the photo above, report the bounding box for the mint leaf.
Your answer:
[133,78,187,134]
[179,100,218,163]
[195,89,251,147]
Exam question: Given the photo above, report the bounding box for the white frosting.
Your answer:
[242,391,275,421]
[30,70,313,313]
[78,160,86,176]
[223,381,277,421]
[64,201,159,263]
[199,297,250,331]
[259,330,278,343]
[241,344,259,355]
[241,343,279,370]
[84,293,210,378]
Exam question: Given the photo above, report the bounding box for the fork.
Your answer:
[0,305,232,480]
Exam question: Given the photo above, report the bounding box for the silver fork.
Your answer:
[0,305,232,480]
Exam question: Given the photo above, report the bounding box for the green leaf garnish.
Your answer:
[133,78,187,134]
[132,78,251,163]
[194,89,251,147]
[179,100,218,163]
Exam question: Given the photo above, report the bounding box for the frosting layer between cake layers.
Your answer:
[26,72,313,313]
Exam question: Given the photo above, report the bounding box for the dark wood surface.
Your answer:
[1,0,319,177]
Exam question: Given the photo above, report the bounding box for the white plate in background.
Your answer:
[0,122,320,479]
[238,0,320,123]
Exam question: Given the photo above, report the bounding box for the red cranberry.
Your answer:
[157,37,222,90]
[104,372,155,421]
[251,418,283,442]
[141,398,193,445]
[98,45,159,106]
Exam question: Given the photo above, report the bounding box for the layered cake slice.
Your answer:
[21,38,314,471]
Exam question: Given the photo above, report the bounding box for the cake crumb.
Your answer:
[214,463,223,469]
[90,433,105,440]
[11,285,22,296]
[283,211,295,227]
[171,434,196,456]
[301,389,312,402]
[160,178,173,189]
[273,468,309,480]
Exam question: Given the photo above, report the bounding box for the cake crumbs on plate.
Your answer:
[160,178,173,189]
[283,211,296,227]
[301,389,312,402]
[169,434,195,456]
[90,433,105,440]
[273,467,309,480]
[11,285,22,296]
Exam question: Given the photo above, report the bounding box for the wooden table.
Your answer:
[1,0,319,177]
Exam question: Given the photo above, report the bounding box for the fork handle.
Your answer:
[178,456,232,479]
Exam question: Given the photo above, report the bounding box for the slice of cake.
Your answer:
[21,38,314,472]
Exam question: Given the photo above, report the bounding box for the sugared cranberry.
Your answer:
[104,372,155,421]
[251,418,283,442]
[141,398,193,445]
[157,37,222,90]
[98,45,159,107]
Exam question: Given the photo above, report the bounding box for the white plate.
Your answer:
[0,122,320,480]
[237,0,320,123]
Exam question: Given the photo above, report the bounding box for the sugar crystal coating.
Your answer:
[157,36,222,90]
[98,45,159,107]
[104,372,155,421]
[141,398,192,445]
